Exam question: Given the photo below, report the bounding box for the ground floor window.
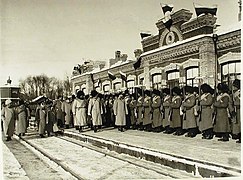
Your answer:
[103,84,110,93]
[186,67,199,87]
[152,73,162,89]
[167,70,179,88]
[127,80,135,88]
[114,82,122,91]
[221,61,241,88]
[139,78,144,86]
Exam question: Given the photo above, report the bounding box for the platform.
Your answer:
[64,127,241,178]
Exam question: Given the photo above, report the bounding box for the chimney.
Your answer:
[120,54,128,62]
[134,49,143,59]
[7,76,12,85]
[115,50,121,60]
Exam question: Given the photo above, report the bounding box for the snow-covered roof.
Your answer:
[215,21,241,36]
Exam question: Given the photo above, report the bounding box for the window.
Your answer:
[152,73,162,89]
[103,84,110,93]
[114,82,121,91]
[167,70,179,88]
[221,61,241,87]
[127,80,135,88]
[139,78,144,85]
[186,67,199,86]
[167,71,179,80]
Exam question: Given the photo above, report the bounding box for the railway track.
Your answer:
[16,132,196,179]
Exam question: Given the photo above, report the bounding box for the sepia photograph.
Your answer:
[0,0,241,179]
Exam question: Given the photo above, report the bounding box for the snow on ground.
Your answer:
[2,141,29,180]
[26,136,169,179]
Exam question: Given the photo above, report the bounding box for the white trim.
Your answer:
[181,58,199,69]
[218,52,241,65]
[164,63,181,72]
[150,66,162,75]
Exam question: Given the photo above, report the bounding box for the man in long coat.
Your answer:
[136,88,144,130]
[199,83,214,139]
[151,89,162,132]
[113,93,128,132]
[213,83,231,141]
[162,88,172,134]
[229,79,241,143]
[170,87,182,135]
[182,86,197,137]
[88,90,103,132]
[143,90,152,131]
[16,100,27,137]
[38,102,47,138]
[72,91,87,132]
[1,99,15,141]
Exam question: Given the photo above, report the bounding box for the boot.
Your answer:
[79,126,83,132]
[6,136,12,141]
[94,126,97,133]
[75,126,79,130]
[218,133,229,141]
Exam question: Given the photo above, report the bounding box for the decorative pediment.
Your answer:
[149,67,162,75]
[218,52,241,65]
[181,58,199,69]
[164,63,181,72]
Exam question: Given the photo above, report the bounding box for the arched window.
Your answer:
[167,70,179,88]
[152,73,162,89]
[127,80,135,88]
[221,61,241,86]
[103,84,110,93]
[186,67,199,86]
[114,82,121,91]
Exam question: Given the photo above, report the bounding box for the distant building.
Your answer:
[71,6,241,94]
[0,77,20,102]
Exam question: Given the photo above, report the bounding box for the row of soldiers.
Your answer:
[32,79,240,143]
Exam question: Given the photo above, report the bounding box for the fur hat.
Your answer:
[90,90,98,97]
[172,87,181,95]
[162,88,170,95]
[233,79,240,89]
[152,89,160,96]
[217,83,229,93]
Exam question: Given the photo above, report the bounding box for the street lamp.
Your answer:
[212,34,218,89]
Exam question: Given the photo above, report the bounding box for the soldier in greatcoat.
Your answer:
[45,100,54,136]
[38,101,47,138]
[88,90,103,132]
[124,91,131,130]
[162,88,173,134]
[129,93,137,129]
[62,97,72,129]
[72,90,87,132]
[16,100,27,137]
[108,95,115,127]
[182,86,197,137]
[113,93,128,132]
[55,96,64,128]
[170,87,182,135]
[199,83,214,139]
[1,99,15,141]
[229,79,241,143]
[213,83,231,141]
[136,88,144,130]
[143,90,152,131]
[151,89,163,132]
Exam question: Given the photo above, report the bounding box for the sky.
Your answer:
[0,0,240,86]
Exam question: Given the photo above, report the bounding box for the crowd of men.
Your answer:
[1,79,240,143]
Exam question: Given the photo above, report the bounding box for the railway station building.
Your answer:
[70,8,241,94]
